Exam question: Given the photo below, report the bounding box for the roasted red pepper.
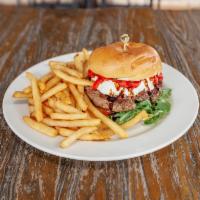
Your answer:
[150,73,163,85]
[92,78,104,89]
[127,81,140,88]
[115,80,128,88]
[115,80,140,88]
[153,76,159,85]
[88,69,95,78]
[157,73,163,80]
[88,70,163,90]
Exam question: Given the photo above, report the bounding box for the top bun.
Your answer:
[87,42,162,81]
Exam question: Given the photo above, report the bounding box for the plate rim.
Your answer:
[2,53,199,161]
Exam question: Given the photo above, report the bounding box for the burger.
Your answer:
[85,40,171,125]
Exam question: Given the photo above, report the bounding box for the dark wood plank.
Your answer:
[0,6,199,200]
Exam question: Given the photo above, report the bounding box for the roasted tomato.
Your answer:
[98,108,112,116]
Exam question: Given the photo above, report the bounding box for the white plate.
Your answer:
[2,53,199,161]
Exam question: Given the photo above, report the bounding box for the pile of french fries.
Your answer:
[13,49,148,148]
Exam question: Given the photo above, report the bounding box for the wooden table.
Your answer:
[0,6,200,200]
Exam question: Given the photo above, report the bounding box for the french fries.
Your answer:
[60,89,72,105]
[13,91,32,98]
[41,83,67,102]
[12,48,148,149]
[23,86,32,94]
[121,110,149,129]
[28,98,34,105]
[58,128,112,140]
[69,92,76,107]
[84,95,128,138]
[58,127,75,136]
[22,74,52,95]
[29,105,34,113]
[49,61,76,70]
[53,69,92,86]
[48,61,66,68]
[50,113,88,120]
[43,118,101,128]
[74,53,85,73]
[67,62,76,69]
[38,81,46,91]
[45,76,60,91]
[40,72,54,83]
[55,101,81,113]
[43,105,54,116]
[26,72,43,122]
[68,84,87,111]
[77,85,84,94]
[82,48,90,60]
[60,127,97,148]
[79,130,112,141]
[50,64,83,78]
[23,116,57,137]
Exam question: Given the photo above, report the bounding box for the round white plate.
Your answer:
[2,53,199,161]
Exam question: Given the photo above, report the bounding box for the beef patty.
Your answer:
[85,86,160,113]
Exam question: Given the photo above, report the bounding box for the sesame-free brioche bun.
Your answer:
[87,42,162,81]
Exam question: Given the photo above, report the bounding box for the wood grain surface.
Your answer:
[0,6,200,200]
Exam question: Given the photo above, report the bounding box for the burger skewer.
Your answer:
[120,33,130,51]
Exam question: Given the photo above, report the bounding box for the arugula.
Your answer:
[144,88,171,124]
[112,88,172,125]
